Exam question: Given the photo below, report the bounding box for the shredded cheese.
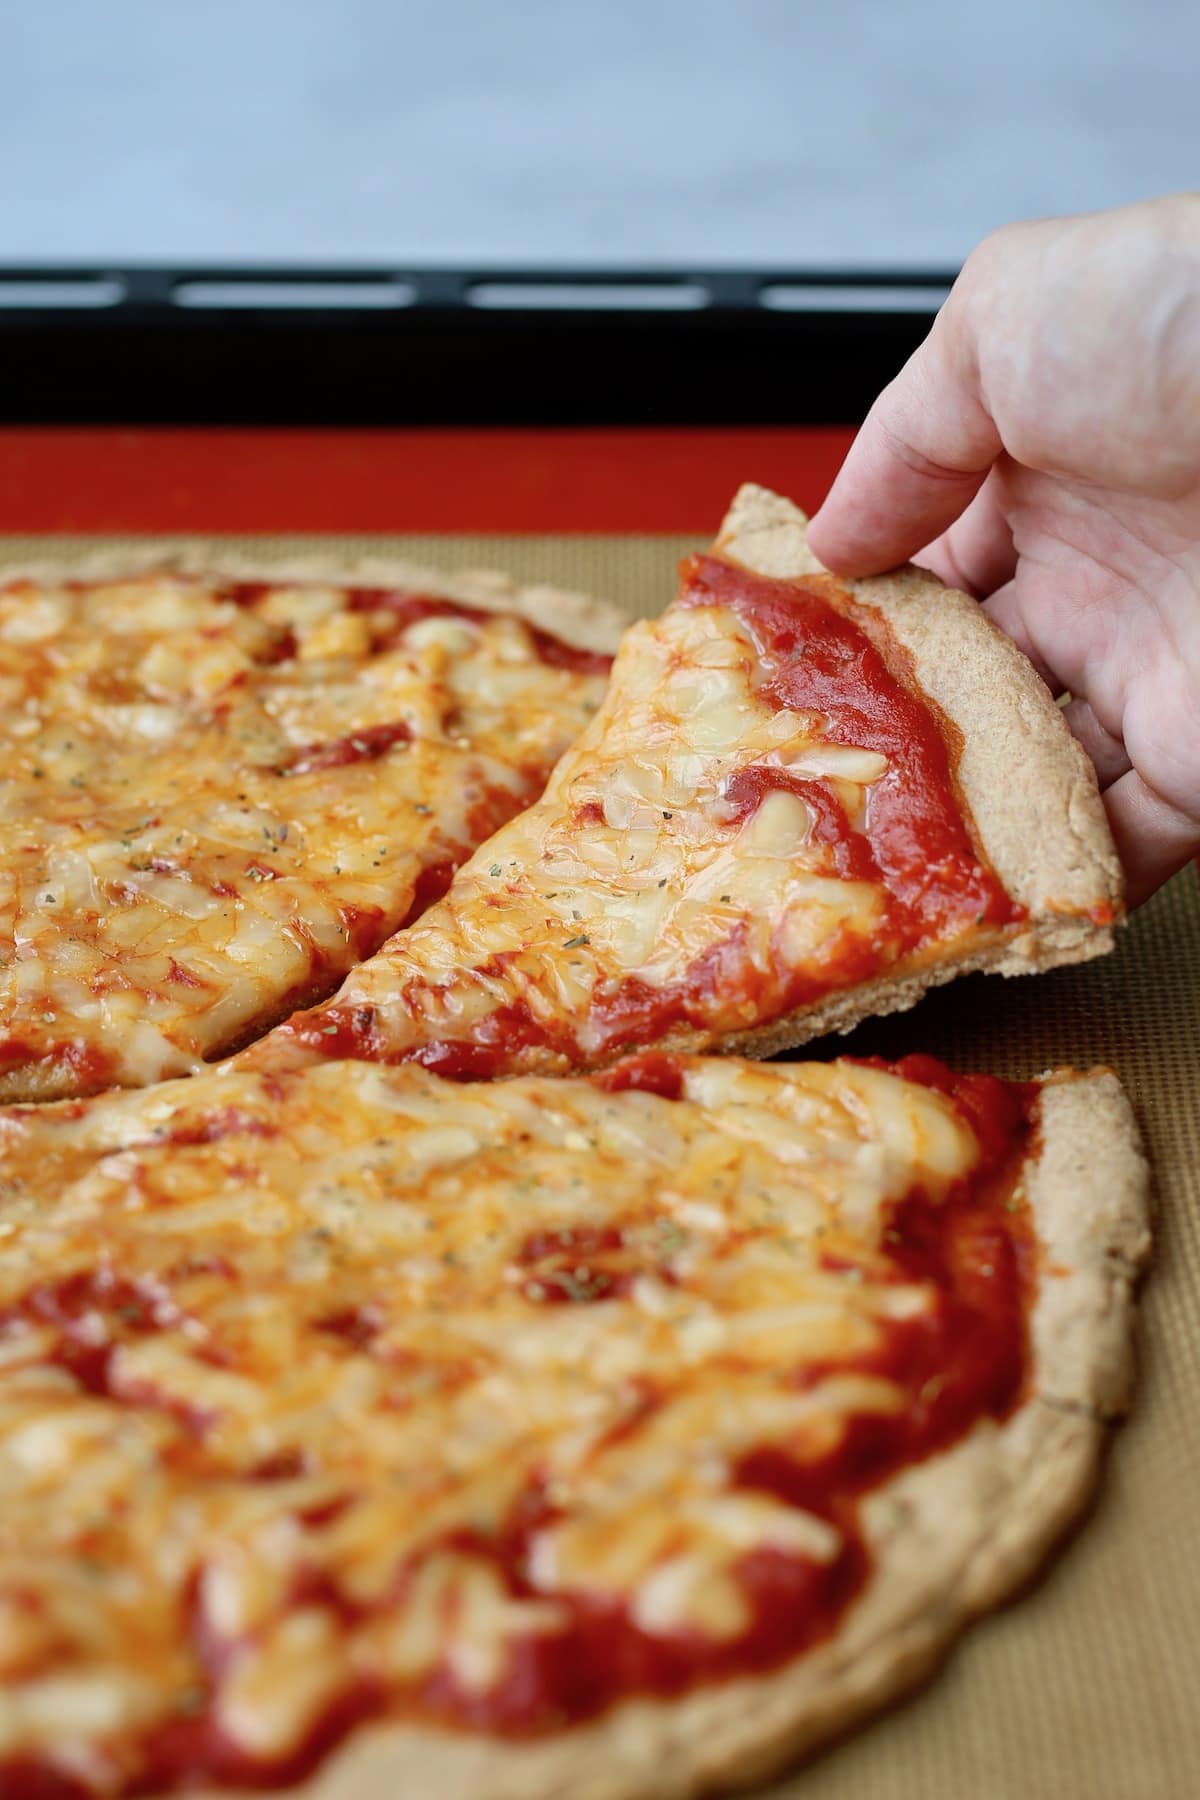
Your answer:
[0,1053,979,1775]
[0,571,610,1094]
[260,603,896,1071]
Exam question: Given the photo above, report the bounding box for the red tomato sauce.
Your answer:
[678,554,1018,936]
[0,1269,184,1399]
[396,858,459,931]
[281,719,413,776]
[594,1049,686,1100]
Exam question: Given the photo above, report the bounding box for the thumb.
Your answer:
[807,289,1003,577]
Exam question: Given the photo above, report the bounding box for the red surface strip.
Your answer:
[0,427,853,534]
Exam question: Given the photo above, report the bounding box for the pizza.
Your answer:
[238,486,1123,1082]
[0,497,1150,1797]
[0,548,621,1103]
[0,1047,1148,1798]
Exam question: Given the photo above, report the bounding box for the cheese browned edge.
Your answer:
[0,541,628,1103]
[182,1066,1148,1800]
[697,484,1123,1062]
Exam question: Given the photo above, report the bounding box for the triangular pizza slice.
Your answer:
[239,486,1122,1080]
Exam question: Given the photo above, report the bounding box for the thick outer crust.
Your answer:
[0,540,629,656]
[187,1070,1149,1800]
[694,484,1123,1061]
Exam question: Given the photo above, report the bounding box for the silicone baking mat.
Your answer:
[1,518,1195,1800]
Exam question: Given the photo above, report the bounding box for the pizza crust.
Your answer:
[0,540,629,657]
[691,484,1123,1062]
[187,1069,1148,1800]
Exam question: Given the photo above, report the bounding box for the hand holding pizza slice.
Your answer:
[241,485,1123,1081]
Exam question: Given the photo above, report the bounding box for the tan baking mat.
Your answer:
[5,533,1198,1799]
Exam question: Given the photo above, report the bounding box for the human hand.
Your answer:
[807,196,1200,907]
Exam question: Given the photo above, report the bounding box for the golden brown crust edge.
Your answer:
[689,920,1108,1066]
[0,540,630,656]
[188,1069,1149,1800]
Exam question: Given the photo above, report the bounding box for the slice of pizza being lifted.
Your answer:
[0,548,621,1101]
[240,485,1123,1082]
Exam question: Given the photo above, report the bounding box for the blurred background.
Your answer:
[2,0,1196,270]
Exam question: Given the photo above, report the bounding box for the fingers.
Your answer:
[913,467,1018,599]
[807,291,1002,576]
[1102,768,1200,908]
[1060,698,1133,791]
[977,579,1060,692]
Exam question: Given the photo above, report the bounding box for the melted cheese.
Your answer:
[0,1053,981,1776]
[0,573,609,1094]
[256,604,895,1072]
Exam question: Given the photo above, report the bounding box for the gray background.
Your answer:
[1,0,1196,269]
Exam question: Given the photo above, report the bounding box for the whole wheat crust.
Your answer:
[184,1068,1149,1800]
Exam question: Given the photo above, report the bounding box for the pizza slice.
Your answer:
[0,1049,1147,1797]
[241,485,1122,1081]
[0,548,620,1101]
